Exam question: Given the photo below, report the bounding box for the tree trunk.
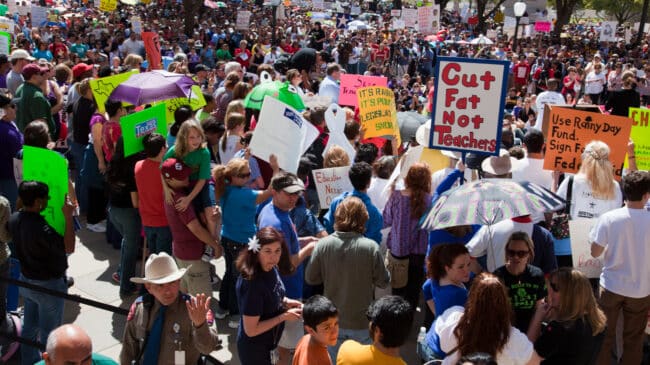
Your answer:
[554,0,578,34]
[183,0,200,36]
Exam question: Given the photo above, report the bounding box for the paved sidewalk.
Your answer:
[14,225,423,364]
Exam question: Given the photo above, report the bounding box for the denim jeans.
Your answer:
[0,178,17,211]
[109,206,142,294]
[219,237,245,314]
[328,328,371,363]
[68,141,87,213]
[19,275,66,365]
[144,226,173,255]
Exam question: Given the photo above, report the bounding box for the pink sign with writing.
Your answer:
[339,74,388,107]
[534,21,552,32]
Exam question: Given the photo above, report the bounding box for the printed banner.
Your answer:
[570,218,602,279]
[236,11,251,30]
[357,86,400,145]
[339,74,388,107]
[417,6,434,35]
[141,32,161,70]
[120,103,167,156]
[89,70,139,113]
[543,107,632,179]
[599,21,617,43]
[627,107,650,170]
[430,57,509,155]
[22,146,69,235]
[534,21,551,32]
[312,166,353,209]
[0,31,9,55]
[154,85,206,125]
[249,96,319,173]
[401,8,417,28]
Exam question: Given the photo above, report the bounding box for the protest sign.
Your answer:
[6,0,15,14]
[323,104,356,162]
[154,85,206,125]
[90,70,139,113]
[417,6,434,34]
[402,8,417,28]
[599,21,617,42]
[543,107,632,179]
[534,21,551,32]
[142,32,161,70]
[430,57,508,155]
[236,11,251,30]
[31,6,48,28]
[0,32,9,55]
[570,218,602,279]
[393,19,405,29]
[131,16,142,34]
[312,166,353,209]
[313,0,324,9]
[432,4,440,32]
[120,103,167,156]
[357,86,400,145]
[391,9,401,17]
[249,96,319,173]
[99,0,118,11]
[350,6,361,15]
[627,107,650,170]
[0,18,14,34]
[22,146,69,235]
[339,74,388,107]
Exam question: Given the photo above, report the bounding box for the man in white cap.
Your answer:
[7,49,34,96]
[120,252,219,365]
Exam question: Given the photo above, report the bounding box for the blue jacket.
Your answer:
[324,190,383,244]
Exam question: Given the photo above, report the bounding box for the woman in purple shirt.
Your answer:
[0,95,22,210]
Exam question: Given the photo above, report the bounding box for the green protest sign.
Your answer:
[0,31,10,56]
[22,146,69,235]
[628,107,650,170]
[120,103,167,156]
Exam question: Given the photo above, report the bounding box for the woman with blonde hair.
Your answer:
[382,162,432,310]
[219,112,246,164]
[232,81,252,101]
[323,146,351,168]
[123,54,143,71]
[213,155,279,327]
[436,273,542,365]
[556,140,622,220]
[493,232,546,333]
[527,268,606,364]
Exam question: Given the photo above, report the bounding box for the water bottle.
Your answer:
[417,326,426,344]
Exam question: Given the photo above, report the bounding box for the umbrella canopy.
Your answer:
[445,39,468,45]
[470,35,494,45]
[243,72,282,110]
[425,34,440,42]
[420,179,565,231]
[397,111,428,142]
[110,70,197,106]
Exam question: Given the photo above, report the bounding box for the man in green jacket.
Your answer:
[15,63,56,141]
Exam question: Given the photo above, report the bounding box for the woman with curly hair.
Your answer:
[382,162,432,310]
[436,273,542,365]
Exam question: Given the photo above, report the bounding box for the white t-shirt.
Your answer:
[590,207,650,298]
[556,174,622,219]
[367,177,390,213]
[437,306,535,365]
[511,157,554,190]
[218,134,242,165]
[534,90,565,130]
[584,71,606,95]
[466,220,535,272]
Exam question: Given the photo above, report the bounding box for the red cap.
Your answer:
[161,158,192,180]
[72,63,93,79]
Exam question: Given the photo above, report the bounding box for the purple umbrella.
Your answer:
[109,70,197,106]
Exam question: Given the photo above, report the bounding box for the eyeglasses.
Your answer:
[506,249,530,258]
[236,172,251,179]
[549,281,559,292]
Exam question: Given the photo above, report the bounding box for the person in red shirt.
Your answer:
[134,133,172,256]
[293,295,339,365]
[49,35,69,61]
[371,41,389,66]
[234,40,252,70]
[512,57,530,92]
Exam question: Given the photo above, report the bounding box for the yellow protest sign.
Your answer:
[153,85,206,125]
[628,107,650,170]
[420,147,449,172]
[357,86,400,145]
[89,70,139,113]
[98,0,118,11]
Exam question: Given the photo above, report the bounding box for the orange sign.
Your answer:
[142,32,161,70]
[543,107,632,180]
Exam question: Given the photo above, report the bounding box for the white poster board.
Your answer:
[236,11,251,30]
[0,18,15,34]
[31,6,48,28]
[402,8,417,28]
[599,21,617,43]
[312,166,353,209]
[249,96,319,173]
[313,0,324,9]
[429,57,509,155]
[432,4,440,33]
[570,218,603,279]
[417,6,434,35]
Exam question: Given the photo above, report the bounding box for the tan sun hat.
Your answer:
[131,252,189,284]
[481,149,516,176]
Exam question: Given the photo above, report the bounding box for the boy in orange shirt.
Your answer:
[292,296,339,365]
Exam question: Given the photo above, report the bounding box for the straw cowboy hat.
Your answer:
[131,253,189,284]
[481,149,516,176]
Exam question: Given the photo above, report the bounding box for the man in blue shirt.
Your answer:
[324,162,383,244]
[257,172,318,364]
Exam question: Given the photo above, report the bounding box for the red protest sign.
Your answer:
[339,74,388,107]
[534,21,551,32]
[430,57,509,155]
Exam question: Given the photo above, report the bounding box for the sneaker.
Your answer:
[228,315,240,329]
[112,272,120,284]
[214,306,229,320]
[87,221,107,233]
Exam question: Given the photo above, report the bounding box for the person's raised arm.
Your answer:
[255,154,280,204]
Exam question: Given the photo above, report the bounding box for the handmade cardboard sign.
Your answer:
[312,166,353,209]
[339,74,387,107]
[627,107,650,170]
[570,218,602,279]
[357,86,400,145]
[430,57,508,155]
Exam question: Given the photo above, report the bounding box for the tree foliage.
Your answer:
[554,0,584,32]
[476,0,507,34]
[588,0,642,24]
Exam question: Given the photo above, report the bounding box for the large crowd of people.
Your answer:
[0,0,649,364]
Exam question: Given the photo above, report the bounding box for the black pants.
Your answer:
[392,254,425,312]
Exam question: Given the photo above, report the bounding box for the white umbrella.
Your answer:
[347,20,372,31]
[470,35,494,45]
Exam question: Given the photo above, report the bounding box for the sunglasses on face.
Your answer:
[506,249,529,258]
[237,172,251,179]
